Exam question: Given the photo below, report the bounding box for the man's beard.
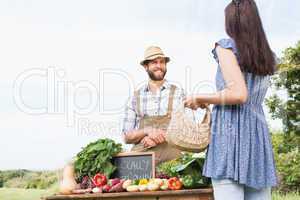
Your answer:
[147,69,167,81]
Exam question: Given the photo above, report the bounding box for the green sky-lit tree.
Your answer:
[266,41,300,152]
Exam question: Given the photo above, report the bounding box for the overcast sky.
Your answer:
[1,0,299,170]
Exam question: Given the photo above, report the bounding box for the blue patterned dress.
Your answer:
[202,38,278,189]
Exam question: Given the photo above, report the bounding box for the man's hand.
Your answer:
[141,136,157,148]
[144,128,166,144]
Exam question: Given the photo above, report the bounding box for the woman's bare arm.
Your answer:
[185,46,248,108]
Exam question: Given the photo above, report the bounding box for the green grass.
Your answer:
[0,188,299,200]
[272,191,300,200]
[0,188,55,200]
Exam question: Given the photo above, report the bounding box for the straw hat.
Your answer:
[140,46,170,66]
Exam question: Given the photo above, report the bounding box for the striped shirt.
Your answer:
[122,80,185,134]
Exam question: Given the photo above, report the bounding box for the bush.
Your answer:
[272,133,300,192]
[23,171,58,189]
[0,170,28,182]
[3,177,28,188]
[1,170,58,189]
[276,149,300,192]
[0,174,3,188]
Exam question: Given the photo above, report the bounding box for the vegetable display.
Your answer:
[155,159,180,178]
[168,177,183,190]
[156,152,211,188]
[181,175,195,189]
[80,176,95,189]
[138,179,148,185]
[60,138,211,195]
[92,173,107,187]
[74,138,122,181]
[121,178,178,192]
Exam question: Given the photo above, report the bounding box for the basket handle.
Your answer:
[178,103,196,121]
[201,105,211,125]
[180,103,211,125]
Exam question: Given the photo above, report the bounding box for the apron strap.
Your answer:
[134,90,141,117]
[167,85,176,116]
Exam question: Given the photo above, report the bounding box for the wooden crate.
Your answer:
[43,188,214,200]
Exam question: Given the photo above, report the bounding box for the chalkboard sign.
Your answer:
[112,152,155,180]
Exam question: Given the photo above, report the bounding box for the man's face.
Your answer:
[145,57,167,81]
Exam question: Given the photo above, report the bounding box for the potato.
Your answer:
[126,185,139,192]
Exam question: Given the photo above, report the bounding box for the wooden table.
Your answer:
[43,188,214,200]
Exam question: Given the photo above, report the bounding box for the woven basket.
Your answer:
[166,104,211,153]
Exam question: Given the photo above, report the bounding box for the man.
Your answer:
[122,46,185,164]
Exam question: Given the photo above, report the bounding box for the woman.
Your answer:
[184,0,277,199]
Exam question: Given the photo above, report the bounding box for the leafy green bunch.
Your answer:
[74,138,122,181]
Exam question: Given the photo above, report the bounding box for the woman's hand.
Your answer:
[184,96,208,110]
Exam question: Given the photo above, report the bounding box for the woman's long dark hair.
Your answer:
[225,0,276,75]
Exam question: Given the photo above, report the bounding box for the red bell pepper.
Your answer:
[92,173,107,187]
[168,177,183,190]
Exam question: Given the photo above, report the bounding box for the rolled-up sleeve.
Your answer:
[173,87,186,109]
[174,87,195,119]
[122,95,138,134]
[178,88,186,102]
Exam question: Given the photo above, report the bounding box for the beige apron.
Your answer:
[131,85,182,165]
